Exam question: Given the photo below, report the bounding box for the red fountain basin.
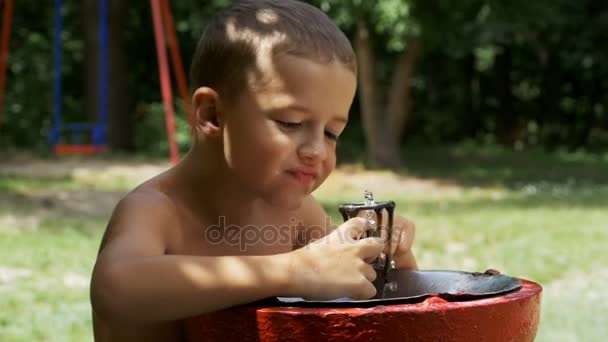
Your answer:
[184,276,542,342]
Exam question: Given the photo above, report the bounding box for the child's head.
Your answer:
[190,0,356,103]
[189,0,357,209]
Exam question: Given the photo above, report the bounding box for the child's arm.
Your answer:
[91,191,383,323]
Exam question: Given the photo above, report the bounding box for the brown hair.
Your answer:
[190,0,356,103]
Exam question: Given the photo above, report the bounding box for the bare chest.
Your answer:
[171,213,302,257]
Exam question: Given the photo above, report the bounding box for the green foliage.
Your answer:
[373,0,417,51]
[2,1,55,149]
[1,0,608,152]
[134,102,192,156]
[311,0,418,51]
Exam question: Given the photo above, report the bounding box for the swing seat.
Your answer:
[53,144,107,155]
[51,0,109,156]
[50,122,107,155]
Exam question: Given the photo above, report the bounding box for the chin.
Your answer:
[264,190,307,211]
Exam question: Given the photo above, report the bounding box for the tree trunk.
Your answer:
[107,0,134,151]
[464,52,481,137]
[494,45,516,145]
[538,48,561,148]
[355,21,420,169]
[386,37,420,149]
[83,0,133,151]
[355,22,384,165]
[566,74,593,150]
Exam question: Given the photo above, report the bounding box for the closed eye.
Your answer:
[275,119,339,141]
[275,120,302,129]
[325,131,339,141]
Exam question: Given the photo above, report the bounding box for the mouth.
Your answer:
[287,168,318,186]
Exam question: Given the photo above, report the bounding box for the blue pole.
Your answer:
[94,0,108,146]
[50,0,63,147]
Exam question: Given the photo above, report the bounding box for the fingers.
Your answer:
[352,280,377,300]
[355,236,385,259]
[389,216,416,255]
[390,216,418,270]
[393,250,418,270]
[337,217,369,240]
[398,217,416,252]
[359,261,377,282]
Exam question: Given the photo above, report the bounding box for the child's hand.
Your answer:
[388,214,418,270]
[287,217,385,300]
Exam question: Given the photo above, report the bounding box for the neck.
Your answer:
[173,142,272,226]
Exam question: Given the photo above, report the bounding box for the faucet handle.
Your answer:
[338,200,396,277]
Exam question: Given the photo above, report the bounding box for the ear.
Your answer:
[192,87,222,138]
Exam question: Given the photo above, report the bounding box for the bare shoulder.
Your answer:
[96,185,180,263]
[293,195,337,248]
[91,185,187,341]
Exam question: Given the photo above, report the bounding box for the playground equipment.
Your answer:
[150,0,191,164]
[0,0,187,161]
[0,0,13,138]
[47,0,187,163]
[49,0,109,155]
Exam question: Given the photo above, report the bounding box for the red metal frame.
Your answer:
[150,0,180,164]
[161,0,191,124]
[0,0,14,139]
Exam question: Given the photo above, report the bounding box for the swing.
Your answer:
[49,0,109,154]
[49,0,187,162]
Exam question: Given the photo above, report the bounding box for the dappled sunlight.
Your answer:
[316,167,465,201]
[0,213,41,232]
[0,159,171,225]
[175,256,271,315]
[179,257,262,291]
[0,190,124,222]
[0,266,33,284]
[62,272,90,289]
[1,157,169,191]
[255,8,279,24]
[538,268,608,341]
[71,163,169,190]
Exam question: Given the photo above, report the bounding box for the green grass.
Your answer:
[1,147,607,341]
[0,221,104,342]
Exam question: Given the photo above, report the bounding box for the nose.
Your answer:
[297,130,327,165]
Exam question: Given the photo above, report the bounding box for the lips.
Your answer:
[287,167,318,185]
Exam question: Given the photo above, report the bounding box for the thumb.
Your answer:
[333,217,369,241]
[356,236,386,260]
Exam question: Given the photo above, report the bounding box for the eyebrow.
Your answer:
[285,104,349,124]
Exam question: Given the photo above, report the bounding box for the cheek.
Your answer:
[226,126,292,174]
[254,132,292,165]
[320,146,337,177]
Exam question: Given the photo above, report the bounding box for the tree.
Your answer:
[313,0,422,169]
[83,0,133,151]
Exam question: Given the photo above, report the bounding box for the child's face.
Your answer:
[222,54,357,210]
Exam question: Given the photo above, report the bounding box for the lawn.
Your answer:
[1,147,607,341]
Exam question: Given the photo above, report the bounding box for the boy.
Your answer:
[90,1,417,341]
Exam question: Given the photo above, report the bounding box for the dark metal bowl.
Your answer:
[271,269,522,307]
